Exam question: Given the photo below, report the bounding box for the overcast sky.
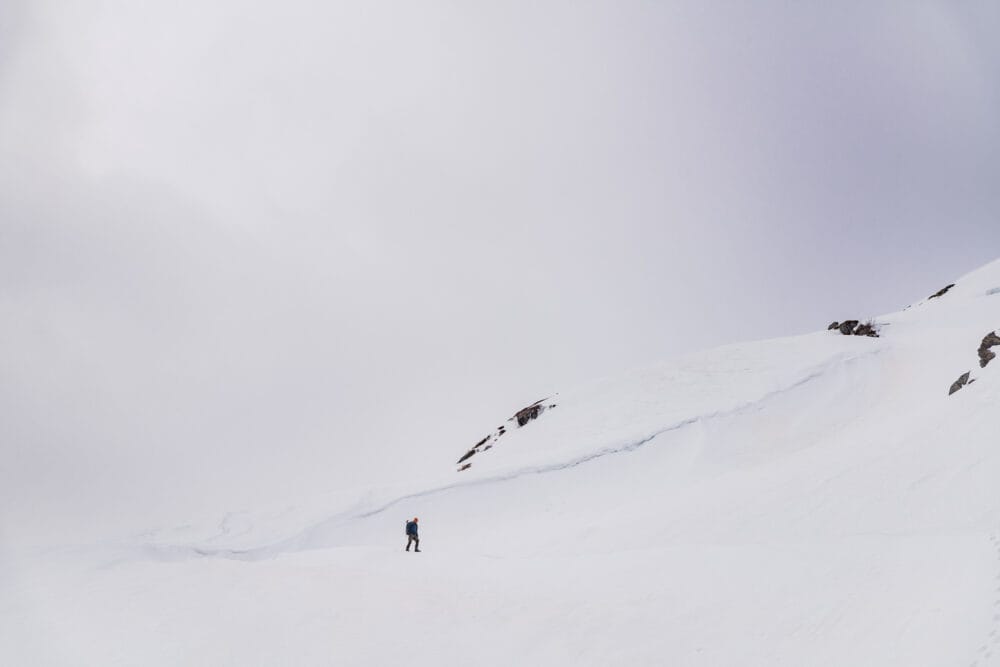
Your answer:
[2,1,999,543]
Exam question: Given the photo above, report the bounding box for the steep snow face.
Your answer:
[451,333,887,475]
[5,259,1000,666]
[450,257,1000,477]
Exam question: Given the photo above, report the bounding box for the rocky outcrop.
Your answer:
[827,320,879,337]
[949,372,971,396]
[455,435,491,465]
[929,284,955,299]
[514,400,547,427]
[853,322,878,337]
[947,330,1000,395]
[978,332,1000,368]
[838,320,860,335]
[455,397,557,471]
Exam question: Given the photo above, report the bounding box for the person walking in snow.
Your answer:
[405,517,420,552]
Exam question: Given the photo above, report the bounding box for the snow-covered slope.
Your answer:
[6,259,1000,666]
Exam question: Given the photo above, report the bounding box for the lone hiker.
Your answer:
[405,517,420,552]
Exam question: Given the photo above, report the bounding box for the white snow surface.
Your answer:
[5,259,1000,665]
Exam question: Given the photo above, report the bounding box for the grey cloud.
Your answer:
[2,1,998,543]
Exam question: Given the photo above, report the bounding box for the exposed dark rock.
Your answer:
[945,331,998,396]
[512,399,548,427]
[838,320,859,335]
[853,321,879,338]
[929,284,955,299]
[979,332,1000,368]
[949,371,971,396]
[455,396,557,471]
[828,319,879,337]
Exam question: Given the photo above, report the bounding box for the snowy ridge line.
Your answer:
[342,348,883,517]
[161,347,884,560]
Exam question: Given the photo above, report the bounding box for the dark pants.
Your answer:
[406,534,420,551]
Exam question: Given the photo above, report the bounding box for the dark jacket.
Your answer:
[405,521,418,536]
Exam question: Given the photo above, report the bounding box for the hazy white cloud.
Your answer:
[2,1,998,543]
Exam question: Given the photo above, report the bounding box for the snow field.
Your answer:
[5,258,1000,665]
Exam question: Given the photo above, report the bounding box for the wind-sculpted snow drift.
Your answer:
[7,258,1000,666]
